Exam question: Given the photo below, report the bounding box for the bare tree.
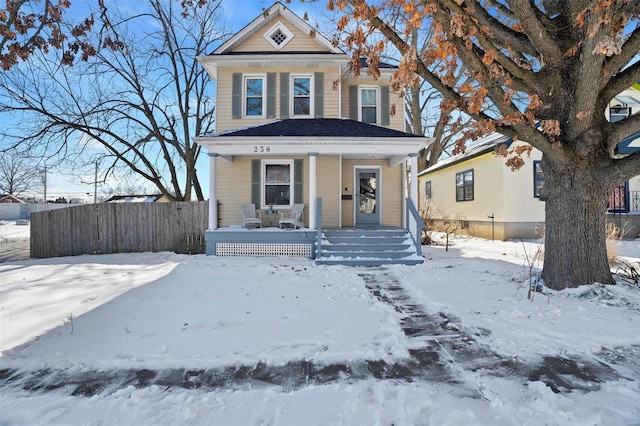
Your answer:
[0,0,227,201]
[0,149,41,197]
[401,28,473,171]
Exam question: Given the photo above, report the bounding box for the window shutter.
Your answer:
[251,159,261,206]
[294,159,303,204]
[381,85,390,125]
[314,72,324,118]
[266,73,276,118]
[232,73,242,119]
[280,72,289,119]
[349,85,358,120]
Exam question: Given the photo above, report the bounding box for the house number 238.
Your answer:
[253,145,271,153]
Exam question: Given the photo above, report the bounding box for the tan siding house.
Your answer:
[419,134,545,241]
[194,2,429,264]
[420,127,640,240]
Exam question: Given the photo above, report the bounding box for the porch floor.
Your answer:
[205,226,424,266]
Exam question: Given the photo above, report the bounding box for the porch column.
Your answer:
[410,153,418,208]
[402,160,407,228]
[208,153,218,230]
[308,152,318,229]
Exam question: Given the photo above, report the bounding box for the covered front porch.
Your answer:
[194,119,429,264]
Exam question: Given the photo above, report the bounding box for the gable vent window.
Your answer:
[271,29,287,45]
[264,22,294,50]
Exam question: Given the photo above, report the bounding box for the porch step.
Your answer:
[315,228,424,267]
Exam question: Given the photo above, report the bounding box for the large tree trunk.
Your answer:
[541,157,615,290]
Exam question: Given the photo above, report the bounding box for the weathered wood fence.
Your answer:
[30,202,208,258]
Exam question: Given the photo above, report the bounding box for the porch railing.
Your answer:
[315,197,323,259]
[405,197,426,257]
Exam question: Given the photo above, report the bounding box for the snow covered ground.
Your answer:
[1,221,639,425]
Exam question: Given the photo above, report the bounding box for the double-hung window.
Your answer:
[291,75,312,117]
[262,160,293,208]
[244,75,266,117]
[456,170,474,201]
[359,86,379,124]
[424,181,432,199]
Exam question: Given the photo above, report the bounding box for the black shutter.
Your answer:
[349,85,358,120]
[294,159,303,204]
[232,73,242,119]
[280,72,289,119]
[381,85,390,125]
[266,73,276,118]
[251,159,261,206]
[314,72,324,118]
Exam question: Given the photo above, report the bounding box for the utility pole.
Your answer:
[43,166,47,208]
[94,161,98,204]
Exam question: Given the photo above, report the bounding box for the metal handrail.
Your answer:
[315,197,323,259]
[405,197,426,257]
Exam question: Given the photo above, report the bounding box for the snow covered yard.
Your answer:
[1,225,639,425]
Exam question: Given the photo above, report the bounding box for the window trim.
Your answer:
[261,159,294,209]
[455,169,474,202]
[358,86,380,124]
[424,181,432,199]
[533,160,545,199]
[243,74,266,118]
[290,74,314,118]
[609,104,631,123]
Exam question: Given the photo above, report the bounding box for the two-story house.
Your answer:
[194,2,429,264]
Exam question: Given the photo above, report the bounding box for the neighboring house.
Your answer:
[418,134,545,240]
[419,85,640,240]
[104,194,171,203]
[0,194,25,204]
[193,2,428,264]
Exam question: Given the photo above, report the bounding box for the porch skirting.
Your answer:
[205,228,317,257]
[216,243,312,257]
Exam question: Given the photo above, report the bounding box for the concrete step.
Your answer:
[315,227,424,266]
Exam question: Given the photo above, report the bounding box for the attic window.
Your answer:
[264,22,294,50]
[271,29,287,45]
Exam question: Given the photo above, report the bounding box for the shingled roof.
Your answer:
[210,119,422,139]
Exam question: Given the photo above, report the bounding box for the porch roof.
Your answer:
[194,119,430,164]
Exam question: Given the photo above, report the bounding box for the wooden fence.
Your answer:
[30,202,208,258]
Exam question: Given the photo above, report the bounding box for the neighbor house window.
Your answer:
[425,181,432,199]
[244,75,265,117]
[533,161,545,199]
[456,169,474,201]
[608,182,629,213]
[291,75,313,117]
[609,105,631,123]
[262,160,293,208]
[359,86,379,124]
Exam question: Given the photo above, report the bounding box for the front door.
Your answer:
[355,168,380,225]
